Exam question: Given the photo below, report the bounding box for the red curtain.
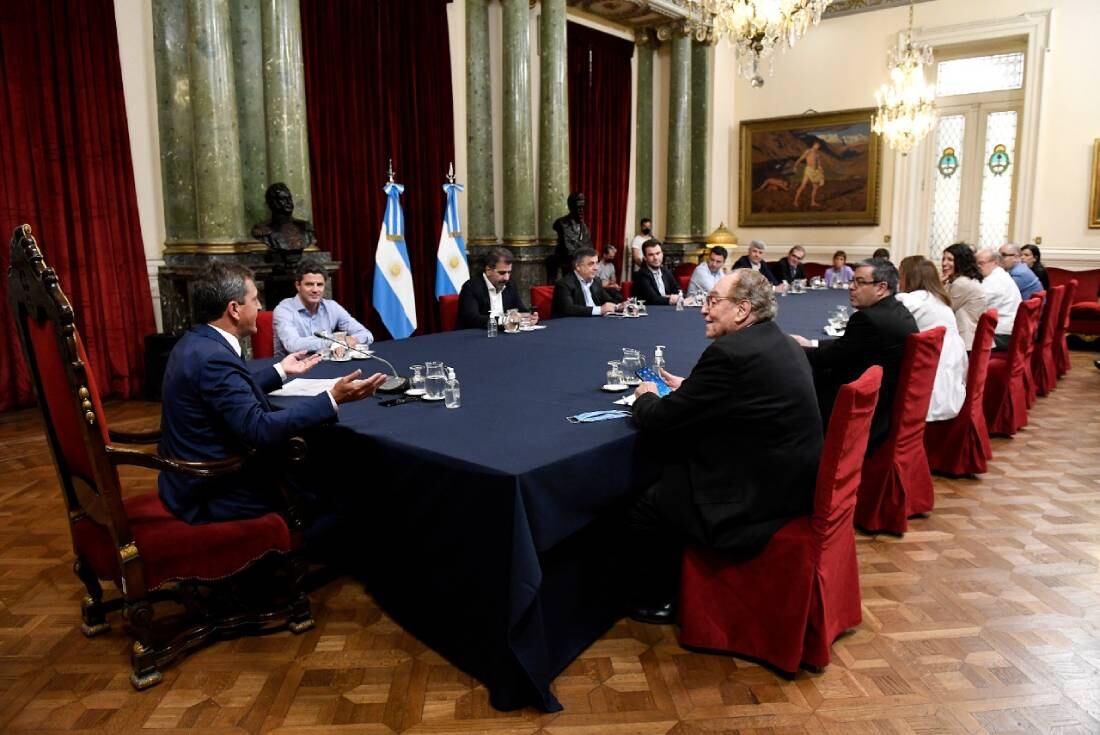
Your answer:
[0,0,155,413]
[567,23,633,275]
[301,0,455,338]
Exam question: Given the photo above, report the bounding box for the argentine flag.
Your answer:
[372,181,417,339]
[435,180,469,298]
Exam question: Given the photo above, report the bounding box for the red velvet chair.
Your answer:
[1053,279,1077,379]
[439,293,459,331]
[855,327,945,535]
[924,310,997,476]
[679,366,883,674]
[7,225,313,689]
[621,280,633,300]
[677,274,690,292]
[1030,285,1065,397]
[1019,290,1045,408]
[252,309,275,358]
[1048,267,1100,337]
[531,285,554,321]
[983,297,1042,436]
[674,261,697,280]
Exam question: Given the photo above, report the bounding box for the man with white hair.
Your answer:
[731,239,779,285]
[625,269,822,624]
[975,247,1023,350]
[999,243,1042,300]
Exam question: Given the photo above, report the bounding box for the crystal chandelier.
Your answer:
[680,0,832,87]
[871,3,936,155]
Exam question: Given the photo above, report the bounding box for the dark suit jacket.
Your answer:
[158,325,336,523]
[633,266,681,305]
[773,259,805,284]
[731,255,779,285]
[552,272,622,317]
[805,296,918,452]
[632,319,822,556]
[456,275,528,329]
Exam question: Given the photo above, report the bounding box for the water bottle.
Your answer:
[487,313,497,337]
[675,291,684,311]
[653,345,665,372]
[444,367,461,409]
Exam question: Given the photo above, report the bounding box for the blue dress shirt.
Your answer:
[273,296,373,359]
[1008,261,1042,300]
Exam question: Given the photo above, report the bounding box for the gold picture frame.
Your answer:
[1090,139,1100,229]
[739,108,882,227]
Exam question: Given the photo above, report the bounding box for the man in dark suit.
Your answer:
[773,245,806,284]
[627,269,822,623]
[731,239,779,285]
[456,247,537,329]
[633,239,682,305]
[159,262,386,524]
[793,259,917,452]
[552,247,624,317]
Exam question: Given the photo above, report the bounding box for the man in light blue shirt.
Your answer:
[687,246,728,299]
[272,262,373,358]
[999,243,1042,300]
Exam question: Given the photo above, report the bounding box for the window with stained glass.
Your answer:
[977,111,1018,250]
[927,115,966,261]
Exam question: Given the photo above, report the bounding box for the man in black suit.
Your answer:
[552,247,624,317]
[773,245,806,284]
[633,239,682,305]
[627,269,823,623]
[456,247,537,329]
[731,239,779,285]
[793,259,917,452]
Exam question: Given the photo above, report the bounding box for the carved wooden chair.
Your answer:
[7,225,314,690]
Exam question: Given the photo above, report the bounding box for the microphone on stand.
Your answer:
[312,332,409,393]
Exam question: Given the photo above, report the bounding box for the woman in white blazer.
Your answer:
[897,256,968,422]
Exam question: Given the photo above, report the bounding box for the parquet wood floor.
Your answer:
[1,354,1098,734]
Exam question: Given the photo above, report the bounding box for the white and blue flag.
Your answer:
[372,180,417,339]
[435,179,469,299]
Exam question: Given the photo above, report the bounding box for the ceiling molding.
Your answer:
[823,0,935,20]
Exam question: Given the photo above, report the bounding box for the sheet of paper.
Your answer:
[269,378,341,397]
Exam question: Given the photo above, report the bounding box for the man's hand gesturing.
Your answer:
[331,370,387,405]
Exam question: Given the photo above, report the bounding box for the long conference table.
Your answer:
[271,288,849,711]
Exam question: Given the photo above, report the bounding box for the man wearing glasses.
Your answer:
[625,269,822,624]
[974,247,1022,350]
[792,259,917,452]
[998,243,1042,300]
[774,245,807,285]
[456,247,538,329]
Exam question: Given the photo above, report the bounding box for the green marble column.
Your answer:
[465,0,496,245]
[537,0,569,246]
[664,29,692,244]
[261,0,312,221]
[230,0,268,230]
[152,0,198,242]
[188,0,246,241]
[501,0,535,246]
[634,32,654,225]
[690,39,710,240]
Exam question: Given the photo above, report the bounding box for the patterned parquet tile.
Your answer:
[0,353,1098,734]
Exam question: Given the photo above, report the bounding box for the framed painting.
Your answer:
[739,108,882,227]
[1090,139,1100,229]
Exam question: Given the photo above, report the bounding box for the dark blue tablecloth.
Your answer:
[271,288,849,711]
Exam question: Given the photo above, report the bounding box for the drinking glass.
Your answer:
[331,331,348,360]
[407,365,426,395]
[318,330,333,360]
[606,360,623,387]
[504,308,521,333]
[425,361,446,399]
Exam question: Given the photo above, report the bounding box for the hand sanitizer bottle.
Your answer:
[653,345,665,371]
[444,367,461,408]
[487,313,497,337]
[675,291,684,311]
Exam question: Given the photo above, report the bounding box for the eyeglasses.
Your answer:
[850,277,881,288]
[705,294,748,308]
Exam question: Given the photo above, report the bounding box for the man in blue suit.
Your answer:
[159,262,386,523]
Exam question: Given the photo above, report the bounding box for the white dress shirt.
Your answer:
[980,266,1022,336]
[483,273,505,320]
[896,291,967,421]
[574,272,602,316]
[687,263,722,298]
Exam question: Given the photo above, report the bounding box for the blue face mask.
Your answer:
[566,410,632,424]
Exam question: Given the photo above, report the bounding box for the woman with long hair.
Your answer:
[1020,243,1051,291]
[898,255,968,422]
[940,243,987,350]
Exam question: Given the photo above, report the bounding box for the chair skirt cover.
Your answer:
[925,310,997,476]
[1031,286,1065,397]
[253,310,275,359]
[856,329,944,534]
[984,298,1041,436]
[1052,280,1077,379]
[530,286,554,321]
[439,294,459,331]
[1021,291,1045,408]
[679,367,881,673]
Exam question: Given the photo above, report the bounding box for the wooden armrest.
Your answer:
[105,446,245,476]
[108,428,162,445]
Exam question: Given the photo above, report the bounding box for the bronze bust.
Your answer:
[252,183,316,253]
[552,191,593,278]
